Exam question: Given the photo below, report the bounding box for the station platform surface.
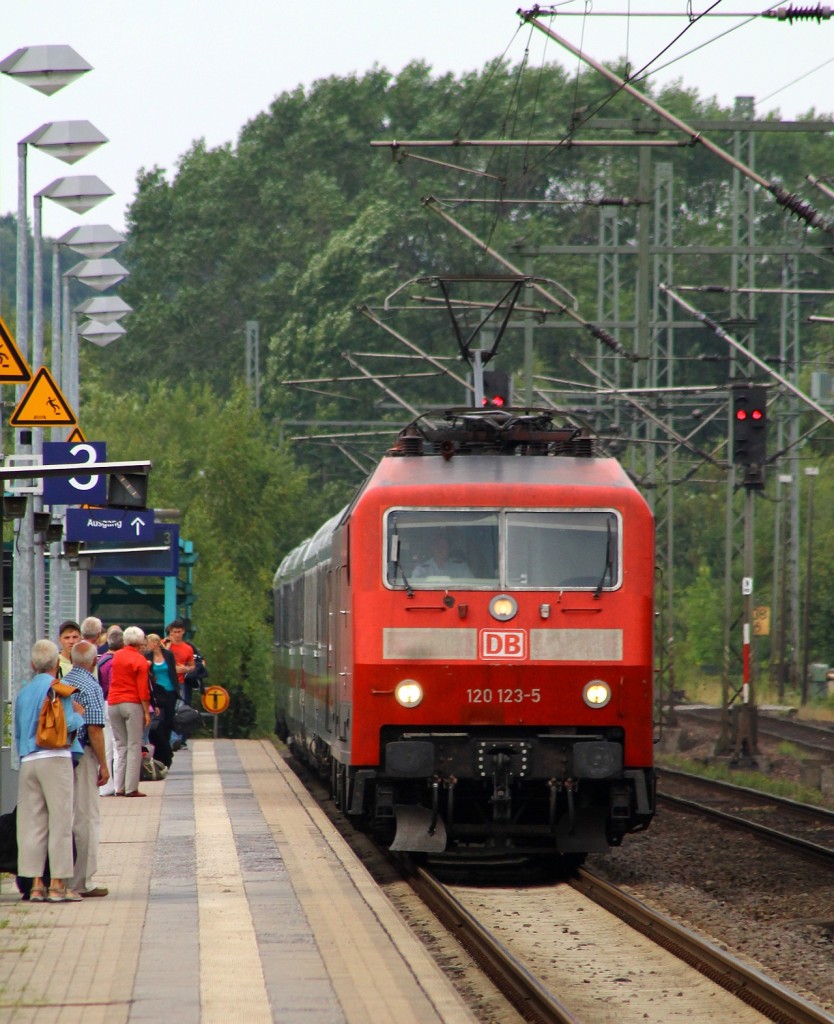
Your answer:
[0,739,476,1024]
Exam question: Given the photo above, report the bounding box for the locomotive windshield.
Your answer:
[386,509,619,591]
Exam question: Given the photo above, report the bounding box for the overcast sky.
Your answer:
[2,1,834,237]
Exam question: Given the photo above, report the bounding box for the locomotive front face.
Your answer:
[341,454,655,857]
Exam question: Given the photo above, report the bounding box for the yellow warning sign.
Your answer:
[66,427,88,443]
[753,605,771,637]
[0,316,32,384]
[201,685,230,715]
[10,367,77,426]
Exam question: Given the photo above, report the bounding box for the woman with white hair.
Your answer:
[107,626,151,797]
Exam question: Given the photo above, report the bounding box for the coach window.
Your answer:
[506,511,619,589]
[386,510,499,588]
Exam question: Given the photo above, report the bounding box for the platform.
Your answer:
[0,739,476,1024]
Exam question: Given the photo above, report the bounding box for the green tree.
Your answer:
[83,385,317,731]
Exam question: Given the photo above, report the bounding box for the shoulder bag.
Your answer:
[36,681,78,749]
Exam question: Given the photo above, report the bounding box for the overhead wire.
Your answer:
[498,2,722,190]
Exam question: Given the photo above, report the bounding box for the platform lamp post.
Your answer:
[63,258,129,411]
[52,227,125,403]
[47,301,129,643]
[36,179,114,396]
[17,164,108,695]
[31,176,113,640]
[49,304,129,636]
[0,45,93,815]
[48,256,127,639]
[0,44,92,325]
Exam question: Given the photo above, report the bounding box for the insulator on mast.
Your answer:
[763,5,832,23]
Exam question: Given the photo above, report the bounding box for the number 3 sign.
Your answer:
[42,441,107,505]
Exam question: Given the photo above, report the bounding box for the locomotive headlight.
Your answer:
[395,679,424,708]
[583,680,612,708]
[490,594,518,621]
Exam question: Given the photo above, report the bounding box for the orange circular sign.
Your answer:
[201,685,230,715]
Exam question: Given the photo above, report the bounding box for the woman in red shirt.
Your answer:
[107,626,151,797]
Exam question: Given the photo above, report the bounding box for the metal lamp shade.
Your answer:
[22,121,108,165]
[38,175,114,214]
[79,319,126,347]
[67,258,129,292]
[59,224,125,258]
[0,45,91,96]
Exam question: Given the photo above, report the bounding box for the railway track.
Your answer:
[408,864,833,1023]
[658,767,834,865]
[674,706,834,759]
[284,746,834,1022]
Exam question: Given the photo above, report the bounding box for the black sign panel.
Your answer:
[89,525,179,577]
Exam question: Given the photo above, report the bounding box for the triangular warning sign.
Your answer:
[10,367,77,427]
[0,316,32,384]
[66,427,88,443]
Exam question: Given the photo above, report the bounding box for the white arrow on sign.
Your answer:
[131,516,147,536]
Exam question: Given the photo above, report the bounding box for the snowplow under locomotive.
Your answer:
[273,410,655,862]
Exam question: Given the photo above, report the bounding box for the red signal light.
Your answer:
[751,408,763,421]
[736,409,748,421]
[480,369,512,409]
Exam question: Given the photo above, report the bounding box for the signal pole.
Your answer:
[736,484,758,764]
[729,382,767,764]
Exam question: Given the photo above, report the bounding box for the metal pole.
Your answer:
[801,468,818,705]
[31,194,45,640]
[12,140,35,710]
[777,476,792,702]
[61,274,70,390]
[51,246,61,386]
[245,320,260,407]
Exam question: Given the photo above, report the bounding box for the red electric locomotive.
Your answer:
[273,409,655,862]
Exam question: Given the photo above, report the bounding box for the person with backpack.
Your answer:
[163,620,206,750]
[14,639,85,902]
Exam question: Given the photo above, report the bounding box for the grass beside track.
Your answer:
[656,752,830,807]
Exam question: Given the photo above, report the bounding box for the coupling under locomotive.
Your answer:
[273,410,655,861]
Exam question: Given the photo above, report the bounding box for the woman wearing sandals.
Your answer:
[13,639,86,902]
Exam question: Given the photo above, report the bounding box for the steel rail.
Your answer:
[574,868,834,1024]
[659,792,834,866]
[656,770,834,866]
[659,765,834,821]
[410,866,580,1024]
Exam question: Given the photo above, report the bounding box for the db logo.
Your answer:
[480,629,527,660]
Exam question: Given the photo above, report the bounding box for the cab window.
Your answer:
[385,508,619,591]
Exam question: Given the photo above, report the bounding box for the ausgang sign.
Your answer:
[65,507,156,543]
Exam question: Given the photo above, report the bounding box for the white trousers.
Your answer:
[72,748,101,892]
[99,704,118,796]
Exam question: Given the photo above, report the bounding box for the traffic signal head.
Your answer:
[482,369,512,408]
[731,385,767,477]
[107,471,149,509]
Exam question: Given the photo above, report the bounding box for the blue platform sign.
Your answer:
[89,524,179,577]
[66,507,155,543]
[43,441,107,505]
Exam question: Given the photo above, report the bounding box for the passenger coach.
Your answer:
[274,410,655,862]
